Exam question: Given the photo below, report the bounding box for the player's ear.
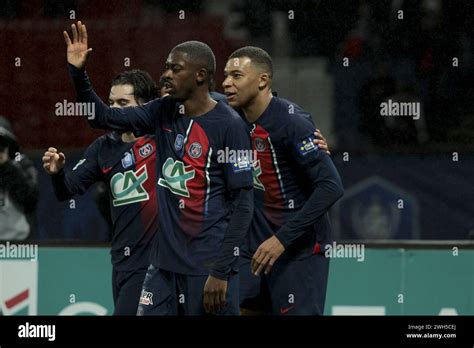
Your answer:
[196,68,207,85]
[258,73,271,90]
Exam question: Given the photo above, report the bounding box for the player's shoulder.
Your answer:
[272,96,313,125]
[210,91,227,103]
[214,100,247,126]
[86,132,121,152]
[99,132,122,145]
[144,95,177,116]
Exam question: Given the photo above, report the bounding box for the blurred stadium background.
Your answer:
[0,0,473,315]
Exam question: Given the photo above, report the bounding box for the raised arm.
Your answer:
[63,21,159,135]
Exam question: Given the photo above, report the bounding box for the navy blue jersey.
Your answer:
[246,97,338,257]
[53,133,158,271]
[87,97,254,275]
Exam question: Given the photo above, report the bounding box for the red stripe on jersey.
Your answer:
[131,136,158,244]
[181,122,209,237]
[252,125,284,226]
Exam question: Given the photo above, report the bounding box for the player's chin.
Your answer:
[168,93,185,102]
[226,97,241,108]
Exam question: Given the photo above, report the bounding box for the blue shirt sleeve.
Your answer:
[51,139,102,201]
[274,112,344,248]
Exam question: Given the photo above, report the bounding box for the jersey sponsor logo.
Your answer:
[158,158,195,197]
[138,143,154,158]
[174,134,184,151]
[72,159,86,171]
[121,151,134,168]
[252,160,265,191]
[188,142,202,158]
[296,135,318,156]
[254,137,267,152]
[110,165,149,206]
[139,290,153,305]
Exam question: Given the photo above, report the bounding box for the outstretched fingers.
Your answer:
[71,23,78,43]
[63,31,72,46]
[77,21,83,43]
[80,21,88,44]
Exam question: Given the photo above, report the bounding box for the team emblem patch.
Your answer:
[188,142,202,158]
[296,135,318,156]
[139,143,154,158]
[254,137,266,152]
[121,151,134,168]
[175,134,184,151]
[231,157,252,173]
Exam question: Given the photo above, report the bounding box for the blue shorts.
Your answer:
[112,268,147,315]
[137,264,240,316]
[239,253,330,315]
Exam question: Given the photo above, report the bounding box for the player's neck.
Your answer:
[121,131,137,143]
[242,90,273,123]
[183,91,217,118]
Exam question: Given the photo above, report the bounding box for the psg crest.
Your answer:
[188,142,202,158]
[139,143,154,158]
[254,137,267,152]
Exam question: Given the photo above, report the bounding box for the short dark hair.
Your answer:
[229,46,273,78]
[172,40,216,87]
[111,70,158,104]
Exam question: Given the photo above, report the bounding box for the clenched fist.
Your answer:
[42,147,66,174]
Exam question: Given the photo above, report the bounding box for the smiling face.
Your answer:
[222,56,269,109]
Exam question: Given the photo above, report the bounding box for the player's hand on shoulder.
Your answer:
[313,129,331,155]
[63,20,93,69]
[42,147,66,174]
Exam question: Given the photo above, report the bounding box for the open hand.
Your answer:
[63,21,92,69]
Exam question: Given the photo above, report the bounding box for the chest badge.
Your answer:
[254,137,267,152]
[139,143,154,158]
[175,134,184,151]
[121,151,134,168]
[188,142,202,158]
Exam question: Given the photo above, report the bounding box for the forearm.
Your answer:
[51,169,75,201]
[210,187,254,280]
[275,158,344,248]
